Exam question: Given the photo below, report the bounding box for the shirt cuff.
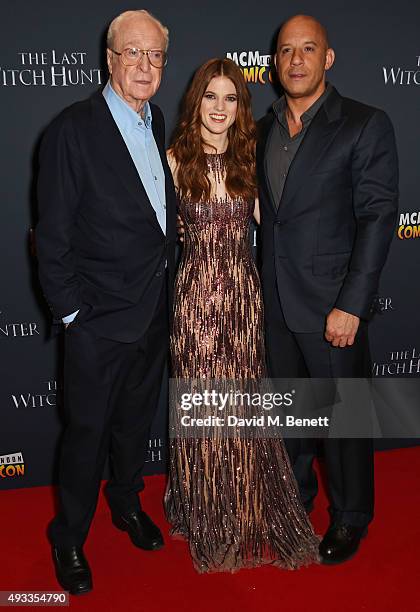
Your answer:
[62,310,79,324]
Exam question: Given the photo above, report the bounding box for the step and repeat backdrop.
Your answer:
[1,0,419,489]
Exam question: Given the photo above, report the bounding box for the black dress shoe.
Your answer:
[52,546,92,595]
[112,510,164,550]
[319,523,368,565]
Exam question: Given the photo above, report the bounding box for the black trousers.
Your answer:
[264,280,374,528]
[50,282,168,546]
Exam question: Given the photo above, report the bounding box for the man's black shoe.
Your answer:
[319,523,368,564]
[52,546,92,595]
[112,510,164,550]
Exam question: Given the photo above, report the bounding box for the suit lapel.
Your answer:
[150,104,173,237]
[91,92,163,234]
[278,88,346,218]
[257,113,278,213]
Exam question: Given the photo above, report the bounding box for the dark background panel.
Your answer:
[1,0,419,489]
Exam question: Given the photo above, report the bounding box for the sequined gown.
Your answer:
[164,153,319,572]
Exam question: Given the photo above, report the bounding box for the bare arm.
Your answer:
[253,197,260,225]
[166,149,184,242]
[166,148,178,188]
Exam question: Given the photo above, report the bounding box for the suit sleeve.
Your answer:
[36,113,84,320]
[335,110,399,319]
[151,103,165,146]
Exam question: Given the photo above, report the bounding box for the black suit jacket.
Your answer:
[36,90,177,342]
[257,86,399,333]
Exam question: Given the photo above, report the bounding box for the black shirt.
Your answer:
[266,83,333,208]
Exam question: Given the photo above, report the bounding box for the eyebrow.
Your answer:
[123,42,164,49]
[204,89,237,95]
[279,40,319,48]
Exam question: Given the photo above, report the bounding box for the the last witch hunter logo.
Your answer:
[0,50,103,87]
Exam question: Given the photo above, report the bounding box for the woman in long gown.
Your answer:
[164,58,320,573]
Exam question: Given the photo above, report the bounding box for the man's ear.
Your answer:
[325,47,335,71]
[106,48,113,75]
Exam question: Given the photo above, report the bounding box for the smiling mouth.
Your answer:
[209,113,227,122]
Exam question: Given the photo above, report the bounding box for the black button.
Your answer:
[155,271,163,277]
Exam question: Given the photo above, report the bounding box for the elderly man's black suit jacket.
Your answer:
[257,86,399,333]
[36,91,177,342]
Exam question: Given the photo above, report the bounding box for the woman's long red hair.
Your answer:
[171,58,257,202]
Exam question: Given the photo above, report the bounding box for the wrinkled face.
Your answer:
[107,15,166,111]
[200,76,238,140]
[275,17,334,99]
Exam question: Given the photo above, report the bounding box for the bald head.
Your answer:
[275,14,335,104]
[278,15,329,51]
[106,9,169,115]
[107,9,169,52]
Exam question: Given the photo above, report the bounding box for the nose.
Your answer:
[138,53,151,72]
[215,97,225,111]
[290,49,304,66]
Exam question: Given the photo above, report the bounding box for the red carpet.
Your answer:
[1,447,419,612]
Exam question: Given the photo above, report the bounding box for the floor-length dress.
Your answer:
[164,153,319,572]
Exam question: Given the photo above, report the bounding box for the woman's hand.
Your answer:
[177,214,185,242]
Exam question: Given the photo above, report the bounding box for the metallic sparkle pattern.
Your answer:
[164,153,320,572]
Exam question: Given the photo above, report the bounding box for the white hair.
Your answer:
[107,9,169,51]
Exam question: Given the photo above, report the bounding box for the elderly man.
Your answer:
[36,10,176,594]
[257,15,398,564]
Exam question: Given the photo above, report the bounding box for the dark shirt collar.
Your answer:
[273,82,333,131]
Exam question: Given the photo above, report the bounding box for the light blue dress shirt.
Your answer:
[102,80,166,233]
[63,81,166,324]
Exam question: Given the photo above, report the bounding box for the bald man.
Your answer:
[37,11,177,593]
[257,15,398,563]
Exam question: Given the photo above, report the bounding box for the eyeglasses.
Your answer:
[109,47,167,68]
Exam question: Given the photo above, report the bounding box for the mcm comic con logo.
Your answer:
[226,50,273,84]
[397,211,420,240]
[0,452,25,480]
[0,50,103,87]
